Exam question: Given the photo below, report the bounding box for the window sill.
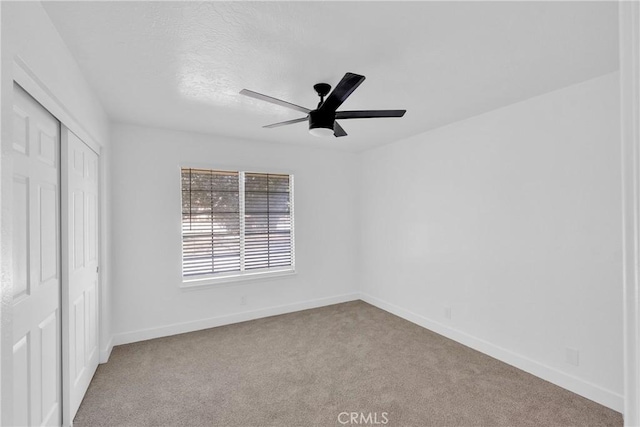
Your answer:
[180,268,296,290]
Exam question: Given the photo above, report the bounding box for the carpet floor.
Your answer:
[75,301,622,426]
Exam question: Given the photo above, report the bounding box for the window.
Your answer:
[181,168,294,283]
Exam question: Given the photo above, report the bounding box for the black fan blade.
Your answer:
[263,117,308,129]
[336,110,406,120]
[319,73,365,113]
[240,89,311,114]
[334,121,347,137]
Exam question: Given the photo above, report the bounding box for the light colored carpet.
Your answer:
[75,301,622,426]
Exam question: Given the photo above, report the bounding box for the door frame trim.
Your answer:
[12,57,101,155]
[620,2,640,425]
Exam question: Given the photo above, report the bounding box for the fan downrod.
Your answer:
[313,83,332,107]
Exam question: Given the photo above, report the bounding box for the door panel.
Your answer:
[40,312,59,425]
[73,295,85,382]
[40,184,58,282]
[12,105,29,154]
[37,127,57,167]
[86,283,97,362]
[12,83,61,427]
[87,193,97,263]
[13,335,30,426]
[62,129,100,424]
[73,191,84,269]
[13,175,29,300]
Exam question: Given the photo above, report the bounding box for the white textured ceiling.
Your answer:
[43,1,619,152]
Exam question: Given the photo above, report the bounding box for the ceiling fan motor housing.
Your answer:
[309,109,335,133]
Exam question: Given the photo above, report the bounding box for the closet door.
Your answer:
[11,83,62,426]
[61,129,99,424]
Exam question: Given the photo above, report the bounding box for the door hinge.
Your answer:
[96,266,99,274]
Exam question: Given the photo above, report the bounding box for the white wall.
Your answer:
[0,2,111,424]
[110,123,359,343]
[359,72,623,411]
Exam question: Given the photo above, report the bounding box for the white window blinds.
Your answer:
[244,173,293,270]
[181,169,241,276]
[181,168,294,279]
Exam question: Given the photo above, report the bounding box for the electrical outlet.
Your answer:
[565,348,579,366]
[240,296,247,306]
[444,306,452,320]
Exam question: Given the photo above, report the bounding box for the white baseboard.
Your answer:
[112,292,360,347]
[359,292,624,413]
[99,336,114,364]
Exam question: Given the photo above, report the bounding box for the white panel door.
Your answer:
[61,129,99,425]
[12,83,61,426]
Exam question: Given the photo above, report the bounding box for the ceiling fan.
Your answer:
[240,72,406,138]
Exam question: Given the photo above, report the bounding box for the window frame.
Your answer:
[178,164,296,289]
